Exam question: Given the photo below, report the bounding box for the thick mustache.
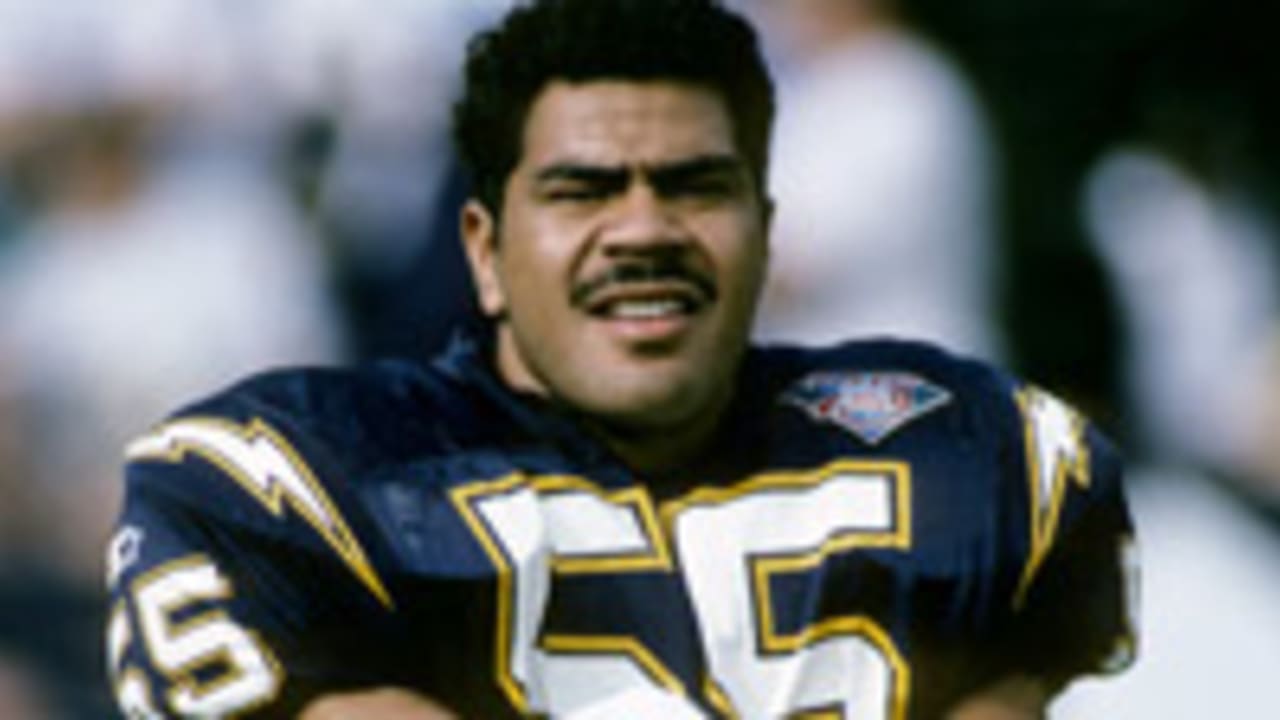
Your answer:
[570,260,718,307]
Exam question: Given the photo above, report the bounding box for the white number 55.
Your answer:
[456,460,911,719]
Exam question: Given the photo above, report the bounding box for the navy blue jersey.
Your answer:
[105,335,1136,718]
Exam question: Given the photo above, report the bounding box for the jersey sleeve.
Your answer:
[104,415,397,718]
[998,385,1139,686]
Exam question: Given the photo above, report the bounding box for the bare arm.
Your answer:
[945,674,1055,720]
[295,675,1054,720]
[299,688,458,720]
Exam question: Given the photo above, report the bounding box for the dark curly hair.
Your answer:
[452,0,775,214]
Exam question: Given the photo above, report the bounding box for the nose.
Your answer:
[601,182,689,255]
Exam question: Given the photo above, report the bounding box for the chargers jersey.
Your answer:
[105,334,1137,719]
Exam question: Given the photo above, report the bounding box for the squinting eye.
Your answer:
[666,176,741,201]
[688,180,734,196]
[545,186,606,202]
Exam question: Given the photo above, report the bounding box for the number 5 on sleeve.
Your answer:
[108,555,284,718]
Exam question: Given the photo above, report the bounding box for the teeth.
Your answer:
[609,299,684,319]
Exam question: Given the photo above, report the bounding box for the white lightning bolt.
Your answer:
[1014,387,1091,607]
[127,418,393,608]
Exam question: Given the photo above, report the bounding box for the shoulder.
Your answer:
[135,358,477,469]
[117,359,484,532]
[756,336,1016,414]
[176,361,436,438]
[754,336,1123,478]
[113,362,454,608]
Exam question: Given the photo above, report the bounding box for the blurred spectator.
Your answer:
[302,0,510,360]
[0,4,351,714]
[747,0,1001,359]
[1084,144,1280,488]
[0,4,503,715]
[1057,71,1280,717]
[0,105,344,585]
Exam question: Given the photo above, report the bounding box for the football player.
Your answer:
[105,0,1137,717]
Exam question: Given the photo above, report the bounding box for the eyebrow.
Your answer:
[533,153,747,186]
[651,154,748,187]
[534,164,628,187]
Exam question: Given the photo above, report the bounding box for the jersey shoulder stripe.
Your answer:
[127,415,393,608]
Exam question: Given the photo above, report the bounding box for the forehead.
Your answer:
[519,81,737,168]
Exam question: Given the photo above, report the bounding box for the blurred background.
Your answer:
[0,0,1277,716]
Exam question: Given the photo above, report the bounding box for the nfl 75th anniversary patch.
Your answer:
[782,371,952,445]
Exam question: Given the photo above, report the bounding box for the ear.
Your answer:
[461,199,507,319]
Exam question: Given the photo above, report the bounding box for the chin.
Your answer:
[588,372,716,431]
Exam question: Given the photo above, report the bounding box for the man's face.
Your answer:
[463,80,770,432]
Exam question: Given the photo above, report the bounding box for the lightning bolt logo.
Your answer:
[127,417,393,608]
[1014,386,1091,608]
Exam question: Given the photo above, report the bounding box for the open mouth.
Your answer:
[572,262,716,321]
[585,288,703,319]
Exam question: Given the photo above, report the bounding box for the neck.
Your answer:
[583,401,727,478]
[487,329,740,478]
